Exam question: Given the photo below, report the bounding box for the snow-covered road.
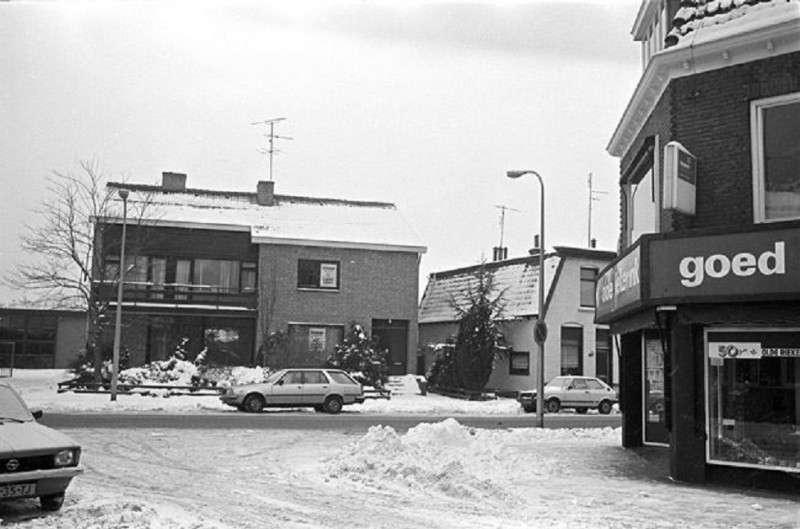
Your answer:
[0,371,797,528]
[2,423,798,529]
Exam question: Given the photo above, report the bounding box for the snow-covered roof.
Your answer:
[104,183,427,253]
[418,255,560,324]
[608,0,800,157]
[665,0,799,48]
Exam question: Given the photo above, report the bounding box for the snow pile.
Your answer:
[215,366,270,387]
[327,419,513,503]
[9,498,234,529]
[327,418,617,505]
[120,357,201,387]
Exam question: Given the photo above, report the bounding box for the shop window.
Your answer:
[297,260,339,290]
[624,137,659,247]
[644,331,668,445]
[510,351,530,376]
[560,326,583,376]
[707,328,800,472]
[580,267,598,307]
[752,93,800,223]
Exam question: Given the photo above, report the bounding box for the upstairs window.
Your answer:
[193,259,240,293]
[625,136,659,247]
[752,93,800,223]
[298,260,340,290]
[579,267,598,308]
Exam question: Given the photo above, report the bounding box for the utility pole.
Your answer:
[252,118,292,181]
[587,173,608,247]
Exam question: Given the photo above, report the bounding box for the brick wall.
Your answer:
[256,244,421,371]
[620,52,800,241]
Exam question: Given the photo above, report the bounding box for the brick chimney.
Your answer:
[257,181,274,206]
[162,172,187,191]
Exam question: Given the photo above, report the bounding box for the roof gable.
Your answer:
[418,256,560,324]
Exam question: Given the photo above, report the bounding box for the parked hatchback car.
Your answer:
[220,368,366,414]
[518,375,617,414]
[0,381,83,511]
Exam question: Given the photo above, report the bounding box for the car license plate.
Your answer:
[0,483,36,498]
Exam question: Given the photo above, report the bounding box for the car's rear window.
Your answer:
[585,379,605,390]
[327,371,358,385]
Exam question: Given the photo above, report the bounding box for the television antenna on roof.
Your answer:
[252,117,293,182]
[495,204,520,249]
[587,172,608,247]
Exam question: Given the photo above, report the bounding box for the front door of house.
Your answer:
[371,319,408,376]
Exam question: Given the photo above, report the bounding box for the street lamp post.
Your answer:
[110,188,129,402]
[506,170,546,428]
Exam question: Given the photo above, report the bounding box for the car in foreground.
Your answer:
[518,375,617,415]
[220,368,366,414]
[0,381,83,511]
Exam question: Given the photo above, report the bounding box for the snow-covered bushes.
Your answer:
[326,323,389,389]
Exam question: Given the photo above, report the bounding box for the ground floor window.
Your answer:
[560,326,583,376]
[0,312,57,369]
[510,351,530,376]
[707,328,800,472]
[146,315,255,366]
[286,324,345,367]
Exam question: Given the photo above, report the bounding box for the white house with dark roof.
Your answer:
[94,172,426,374]
[418,246,616,393]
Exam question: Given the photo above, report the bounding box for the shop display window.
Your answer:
[643,330,668,445]
[707,328,800,472]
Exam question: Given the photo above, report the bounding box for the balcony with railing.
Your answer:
[94,281,257,310]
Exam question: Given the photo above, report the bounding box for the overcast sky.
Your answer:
[0,0,642,302]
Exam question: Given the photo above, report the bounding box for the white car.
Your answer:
[518,376,617,414]
[0,381,83,511]
[220,368,365,414]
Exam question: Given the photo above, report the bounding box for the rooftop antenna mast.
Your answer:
[587,172,608,247]
[252,117,292,181]
[495,204,520,248]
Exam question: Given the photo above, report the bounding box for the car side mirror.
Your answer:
[276,380,284,386]
[31,409,43,420]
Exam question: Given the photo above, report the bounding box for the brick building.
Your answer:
[94,173,426,374]
[598,0,800,491]
[418,246,616,393]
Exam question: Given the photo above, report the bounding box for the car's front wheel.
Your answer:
[323,396,343,414]
[40,493,65,511]
[243,393,265,413]
[598,400,613,415]
[545,399,560,413]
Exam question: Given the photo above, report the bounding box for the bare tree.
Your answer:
[5,160,154,375]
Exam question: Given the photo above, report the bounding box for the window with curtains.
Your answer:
[193,259,240,292]
[560,326,583,376]
[509,351,530,376]
[102,255,257,296]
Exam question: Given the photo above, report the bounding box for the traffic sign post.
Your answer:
[534,321,548,345]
